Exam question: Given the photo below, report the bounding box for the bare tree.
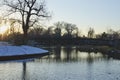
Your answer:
[87,27,95,38]
[54,22,64,37]
[3,0,49,44]
[64,22,77,37]
[29,25,44,37]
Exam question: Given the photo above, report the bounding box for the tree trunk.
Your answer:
[22,14,30,44]
[23,28,28,45]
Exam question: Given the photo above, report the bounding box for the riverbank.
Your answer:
[78,45,120,59]
[78,45,114,53]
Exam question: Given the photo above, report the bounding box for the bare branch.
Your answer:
[25,0,30,7]
[29,19,38,27]
[31,0,36,8]
[3,0,50,43]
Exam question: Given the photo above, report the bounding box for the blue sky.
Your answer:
[46,0,120,35]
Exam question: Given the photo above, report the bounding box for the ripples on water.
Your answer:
[0,46,120,80]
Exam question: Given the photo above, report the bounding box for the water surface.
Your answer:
[0,46,120,80]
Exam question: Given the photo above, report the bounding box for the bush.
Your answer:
[5,32,23,45]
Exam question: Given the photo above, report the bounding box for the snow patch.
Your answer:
[0,45,48,56]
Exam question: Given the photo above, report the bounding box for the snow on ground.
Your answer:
[0,46,48,56]
[0,42,48,56]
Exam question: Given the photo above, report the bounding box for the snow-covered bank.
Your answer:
[0,45,48,56]
[0,42,48,60]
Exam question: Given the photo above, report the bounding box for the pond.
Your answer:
[0,46,120,80]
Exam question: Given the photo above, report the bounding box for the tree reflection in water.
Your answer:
[0,46,119,80]
[37,46,108,63]
[22,62,26,80]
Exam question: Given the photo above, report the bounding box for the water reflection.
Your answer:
[0,46,120,80]
[23,62,26,80]
[37,46,108,63]
[0,63,23,80]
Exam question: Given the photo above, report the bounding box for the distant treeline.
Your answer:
[33,37,120,47]
[1,21,120,46]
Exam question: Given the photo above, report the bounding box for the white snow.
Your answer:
[0,45,48,56]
